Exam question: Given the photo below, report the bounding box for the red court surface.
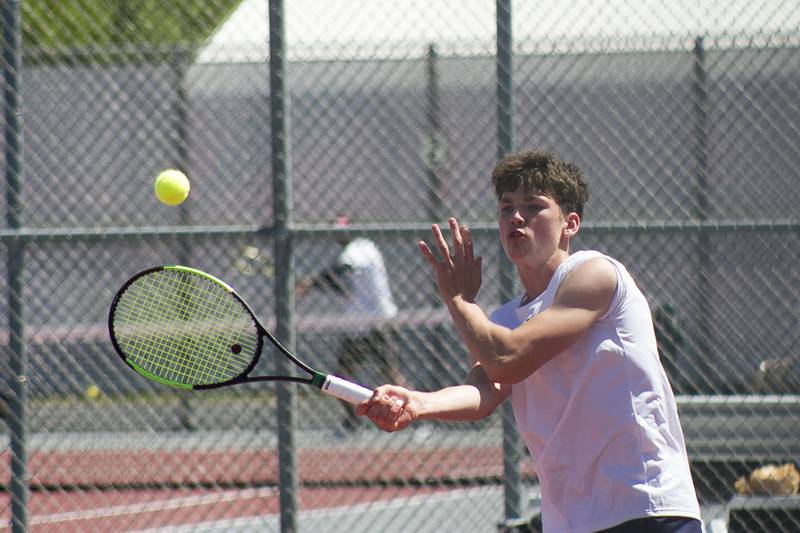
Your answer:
[1,445,533,486]
[2,443,536,531]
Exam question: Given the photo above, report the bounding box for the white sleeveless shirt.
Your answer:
[490,251,700,533]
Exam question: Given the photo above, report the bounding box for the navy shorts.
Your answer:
[598,516,703,533]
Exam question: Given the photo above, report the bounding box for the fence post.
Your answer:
[426,43,443,223]
[269,1,299,531]
[170,48,197,430]
[692,36,713,392]
[495,0,527,530]
[2,1,28,531]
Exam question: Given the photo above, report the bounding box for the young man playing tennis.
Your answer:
[357,150,702,532]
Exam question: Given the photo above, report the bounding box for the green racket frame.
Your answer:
[108,265,372,404]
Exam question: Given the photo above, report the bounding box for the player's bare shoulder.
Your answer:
[554,257,617,315]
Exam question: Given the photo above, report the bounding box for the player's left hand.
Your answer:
[419,217,482,303]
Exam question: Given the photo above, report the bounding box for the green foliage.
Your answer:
[20,0,242,61]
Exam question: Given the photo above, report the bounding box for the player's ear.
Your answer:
[563,211,580,237]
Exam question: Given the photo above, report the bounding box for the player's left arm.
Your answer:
[451,257,617,384]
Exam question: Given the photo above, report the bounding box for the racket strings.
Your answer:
[121,274,254,384]
[113,270,259,386]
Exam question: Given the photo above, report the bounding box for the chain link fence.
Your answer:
[2,0,799,531]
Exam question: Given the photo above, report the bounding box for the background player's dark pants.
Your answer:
[334,327,406,430]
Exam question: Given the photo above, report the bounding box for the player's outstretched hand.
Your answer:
[357,385,417,432]
[418,217,482,303]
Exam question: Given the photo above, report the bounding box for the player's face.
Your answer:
[497,188,566,267]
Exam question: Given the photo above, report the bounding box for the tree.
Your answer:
[20,0,242,63]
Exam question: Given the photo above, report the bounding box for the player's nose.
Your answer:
[508,210,525,226]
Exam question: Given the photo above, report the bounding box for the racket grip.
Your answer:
[320,375,373,405]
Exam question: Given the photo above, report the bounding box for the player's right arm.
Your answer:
[356,364,510,432]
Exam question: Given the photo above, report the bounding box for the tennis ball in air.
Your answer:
[85,384,101,399]
[154,169,190,205]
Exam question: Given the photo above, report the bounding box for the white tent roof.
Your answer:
[198,0,800,63]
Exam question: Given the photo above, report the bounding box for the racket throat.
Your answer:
[310,372,328,389]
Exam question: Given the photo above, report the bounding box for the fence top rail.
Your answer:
[677,394,800,407]
[0,219,797,243]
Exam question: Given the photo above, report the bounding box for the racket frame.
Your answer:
[108,265,372,404]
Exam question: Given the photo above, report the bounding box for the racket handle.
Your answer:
[320,375,373,405]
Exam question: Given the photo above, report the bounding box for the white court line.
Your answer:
[21,487,278,526]
[130,486,503,533]
[301,486,501,519]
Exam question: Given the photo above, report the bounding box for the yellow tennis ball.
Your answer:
[154,169,190,205]
[85,384,101,399]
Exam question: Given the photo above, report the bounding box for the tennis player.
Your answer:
[358,150,702,532]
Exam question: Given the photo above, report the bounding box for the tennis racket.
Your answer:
[108,265,373,404]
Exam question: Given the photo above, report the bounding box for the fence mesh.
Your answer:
[2,1,799,532]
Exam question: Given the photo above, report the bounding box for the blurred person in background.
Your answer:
[358,150,701,532]
[297,215,407,432]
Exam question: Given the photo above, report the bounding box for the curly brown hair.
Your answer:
[490,149,590,219]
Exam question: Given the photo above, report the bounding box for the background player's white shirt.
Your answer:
[491,251,700,533]
[338,238,398,320]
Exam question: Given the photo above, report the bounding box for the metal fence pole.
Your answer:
[426,43,447,313]
[495,0,526,530]
[2,1,28,531]
[171,48,196,430]
[692,36,713,393]
[172,48,192,239]
[269,1,299,531]
[426,43,443,223]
